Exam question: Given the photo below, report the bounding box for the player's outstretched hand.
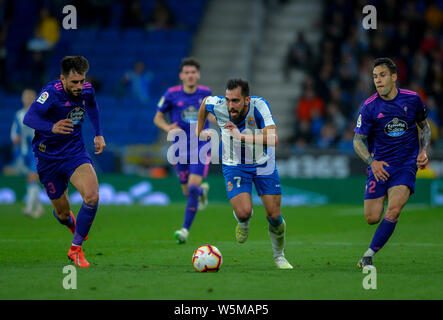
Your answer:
[94,136,106,154]
[52,119,74,134]
[417,151,429,169]
[224,121,241,140]
[370,160,390,182]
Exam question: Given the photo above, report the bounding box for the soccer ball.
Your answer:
[192,245,223,272]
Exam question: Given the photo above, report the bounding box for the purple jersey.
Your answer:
[23,80,102,160]
[157,85,211,158]
[354,88,427,167]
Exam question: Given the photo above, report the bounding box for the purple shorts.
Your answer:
[36,154,93,200]
[364,165,417,200]
[174,153,210,185]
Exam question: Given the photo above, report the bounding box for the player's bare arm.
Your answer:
[224,122,279,147]
[153,111,178,133]
[417,119,431,169]
[196,97,211,139]
[353,132,389,182]
[207,113,216,124]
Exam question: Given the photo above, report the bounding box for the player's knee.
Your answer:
[84,190,99,205]
[366,216,381,225]
[385,206,401,220]
[234,206,252,220]
[364,211,381,225]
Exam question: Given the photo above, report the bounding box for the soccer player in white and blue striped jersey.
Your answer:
[10,88,43,218]
[197,78,293,269]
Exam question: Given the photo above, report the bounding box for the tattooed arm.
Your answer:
[416,119,431,169]
[353,133,390,182]
[353,133,373,165]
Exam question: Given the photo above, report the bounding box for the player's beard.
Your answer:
[229,103,247,123]
[68,87,82,97]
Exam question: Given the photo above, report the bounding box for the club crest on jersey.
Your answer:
[37,92,49,104]
[384,117,408,137]
[248,117,256,127]
[67,106,86,125]
[403,105,408,114]
[181,106,198,123]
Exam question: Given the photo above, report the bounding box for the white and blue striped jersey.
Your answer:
[11,108,34,157]
[205,95,276,166]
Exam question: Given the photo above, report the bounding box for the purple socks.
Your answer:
[72,202,98,246]
[182,184,202,230]
[369,217,398,253]
[53,210,74,227]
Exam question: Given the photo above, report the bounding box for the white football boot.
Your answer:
[174,228,189,244]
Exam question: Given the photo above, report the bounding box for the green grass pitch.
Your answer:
[0,203,442,299]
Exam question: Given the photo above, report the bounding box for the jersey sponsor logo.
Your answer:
[37,91,49,104]
[67,106,86,125]
[384,117,408,137]
[356,114,362,128]
[181,106,198,123]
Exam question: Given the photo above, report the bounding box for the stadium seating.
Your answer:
[0,0,208,155]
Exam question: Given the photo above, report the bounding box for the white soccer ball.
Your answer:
[192,245,223,272]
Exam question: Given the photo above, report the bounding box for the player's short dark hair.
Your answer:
[373,57,397,75]
[61,56,90,76]
[226,78,250,97]
[180,57,200,72]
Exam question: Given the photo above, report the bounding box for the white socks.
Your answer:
[26,183,41,213]
[364,248,375,257]
[268,219,286,258]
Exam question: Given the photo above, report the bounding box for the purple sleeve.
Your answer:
[23,100,54,132]
[157,90,172,114]
[86,95,103,136]
[354,103,373,136]
[414,95,427,122]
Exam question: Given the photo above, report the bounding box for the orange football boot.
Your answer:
[67,245,90,268]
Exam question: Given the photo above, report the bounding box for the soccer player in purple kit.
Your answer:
[23,56,106,268]
[154,57,213,244]
[353,58,431,268]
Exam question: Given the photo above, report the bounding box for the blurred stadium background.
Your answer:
[0,0,442,206]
